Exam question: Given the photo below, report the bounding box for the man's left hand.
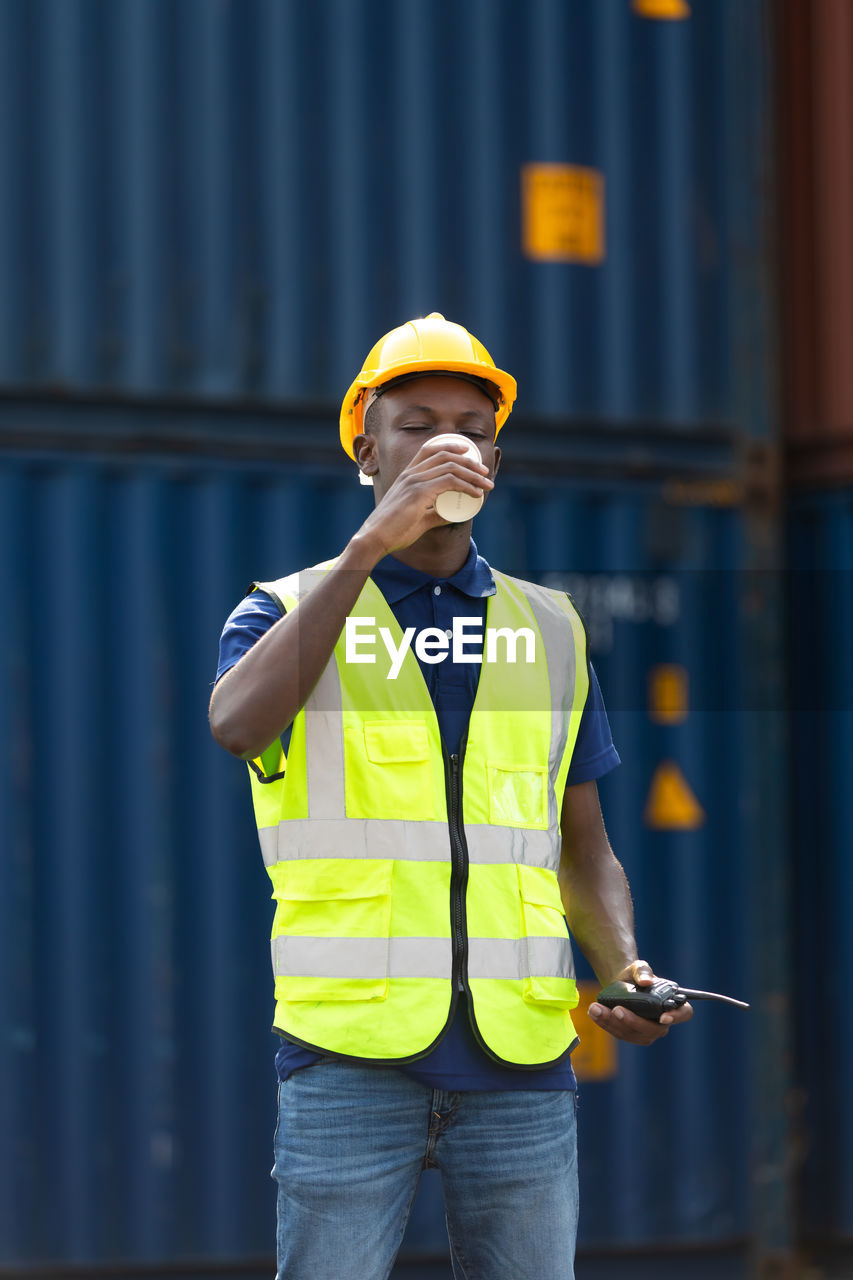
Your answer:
[586,959,694,1045]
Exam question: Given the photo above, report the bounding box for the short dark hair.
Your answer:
[364,399,382,435]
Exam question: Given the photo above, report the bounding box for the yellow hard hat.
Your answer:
[339,312,517,460]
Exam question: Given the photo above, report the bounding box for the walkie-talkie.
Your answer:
[596,977,749,1021]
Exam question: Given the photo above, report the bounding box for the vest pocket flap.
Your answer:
[523,972,578,1009]
[363,720,431,764]
[516,864,565,912]
[275,858,392,902]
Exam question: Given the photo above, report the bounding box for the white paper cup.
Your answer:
[423,433,486,522]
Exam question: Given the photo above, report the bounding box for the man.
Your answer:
[209,313,691,1280]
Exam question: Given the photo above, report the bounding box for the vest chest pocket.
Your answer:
[272,859,393,1003]
[488,763,549,829]
[343,720,436,821]
[516,864,577,1009]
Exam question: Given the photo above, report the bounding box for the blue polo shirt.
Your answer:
[216,541,620,1090]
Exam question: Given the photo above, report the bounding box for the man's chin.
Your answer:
[423,520,470,537]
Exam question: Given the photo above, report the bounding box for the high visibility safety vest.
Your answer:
[247,560,590,1068]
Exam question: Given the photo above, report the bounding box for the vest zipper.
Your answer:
[445,740,470,996]
[443,736,578,1071]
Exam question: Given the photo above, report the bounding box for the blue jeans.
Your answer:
[271,1060,578,1280]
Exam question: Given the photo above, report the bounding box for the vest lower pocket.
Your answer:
[271,859,393,1002]
[516,864,578,1009]
[521,970,577,1008]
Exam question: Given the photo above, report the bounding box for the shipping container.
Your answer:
[779,0,853,486]
[0,419,759,1270]
[0,0,768,438]
[788,490,853,1246]
[0,0,784,1271]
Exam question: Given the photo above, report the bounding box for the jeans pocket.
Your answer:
[271,1082,283,1178]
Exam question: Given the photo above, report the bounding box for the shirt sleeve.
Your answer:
[215,590,283,684]
[564,663,621,786]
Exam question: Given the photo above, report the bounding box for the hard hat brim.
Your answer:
[340,360,517,460]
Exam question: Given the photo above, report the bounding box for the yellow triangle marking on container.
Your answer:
[632,0,691,19]
[644,761,705,829]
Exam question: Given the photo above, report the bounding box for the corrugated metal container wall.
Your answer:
[0,0,766,433]
[779,0,853,486]
[789,490,853,1242]
[0,433,753,1268]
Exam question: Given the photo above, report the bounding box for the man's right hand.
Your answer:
[356,437,494,558]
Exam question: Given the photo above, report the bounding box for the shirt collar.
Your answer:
[371,538,496,604]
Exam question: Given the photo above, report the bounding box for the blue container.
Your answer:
[0,0,769,434]
[0,0,777,1264]
[788,489,853,1242]
[0,417,756,1267]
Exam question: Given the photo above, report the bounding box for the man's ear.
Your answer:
[353,433,379,479]
[492,444,501,479]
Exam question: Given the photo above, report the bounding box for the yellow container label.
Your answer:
[632,0,691,18]
[521,164,605,264]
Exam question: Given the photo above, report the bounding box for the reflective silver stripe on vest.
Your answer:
[495,573,577,834]
[464,824,560,873]
[295,567,346,821]
[259,819,448,867]
[304,662,346,820]
[271,934,573,982]
[257,566,348,822]
[258,819,557,870]
[272,935,452,980]
[468,935,576,982]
